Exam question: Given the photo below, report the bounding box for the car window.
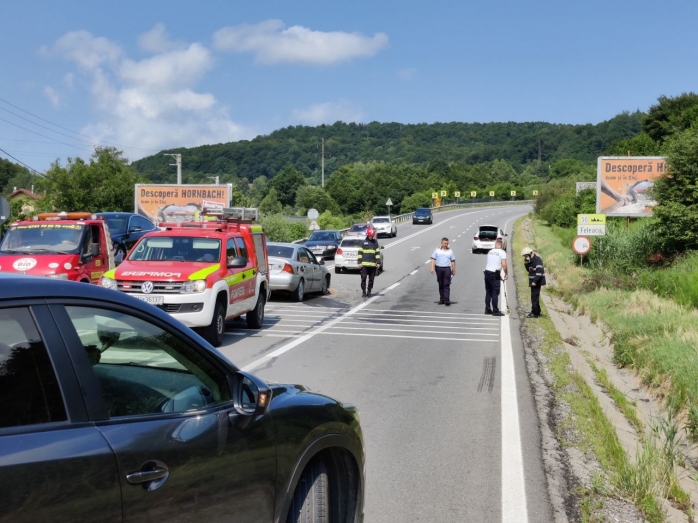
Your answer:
[372,218,389,223]
[267,245,294,259]
[298,248,310,263]
[340,239,363,248]
[226,238,238,265]
[132,216,155,231]
[302,248,318,264]
[234,237,249,260]
[0,307,67,428]
[64,306,232,418]
[104,216,128,233]
[308,232,333,241]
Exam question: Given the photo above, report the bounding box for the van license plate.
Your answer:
[135,295,164,305]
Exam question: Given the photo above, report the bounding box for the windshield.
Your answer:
[308,232,335,241]
[129,237,221,262]
[372,218,390,223]
[267,245,295,258]
[415,209,430,216]
[340,239,364,248]
[350,224,368,232]
[104,217,128,233]
[0,223,86,254]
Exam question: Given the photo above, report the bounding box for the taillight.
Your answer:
[474,235,479,241]
[336,248,343,255]
[283,263,295,274]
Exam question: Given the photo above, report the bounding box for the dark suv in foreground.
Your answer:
[412,207,433,224]
[0,274,364,523]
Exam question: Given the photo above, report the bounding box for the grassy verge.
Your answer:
[514,215,693,522]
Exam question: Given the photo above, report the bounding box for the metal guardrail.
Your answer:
[290,201,533,244]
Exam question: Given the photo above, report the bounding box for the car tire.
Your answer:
[201,300,226,347]
[293,279,305,302]
[321,275,330,295]
[286,458,329,523]
[246,291,265,329]
[334,267,341,274]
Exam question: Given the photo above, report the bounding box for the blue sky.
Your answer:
[1,0,697,173]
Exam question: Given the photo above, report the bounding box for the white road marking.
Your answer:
[424,260,431,264]
[263,331,498,342]
[335,320,499,331]
[411,246,421,251]
[363,308,496,318]
[348,316,497,326]
[385,282,400,291]
[410,269,418,275]
[330,325,499,336]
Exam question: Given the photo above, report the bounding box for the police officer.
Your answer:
[521,246,546,318]
[358,228,381,298]
[430,237,456,306]
[484,237,507,316]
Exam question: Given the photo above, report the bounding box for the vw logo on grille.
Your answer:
[141,281,154,294]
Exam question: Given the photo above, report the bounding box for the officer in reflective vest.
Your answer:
[358,228,382,298]
[521,246,546,318]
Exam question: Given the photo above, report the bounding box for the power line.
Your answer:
[0,97,160,153]
[0,105,96,146]
[0,116,93,153]
[0,146,44,176]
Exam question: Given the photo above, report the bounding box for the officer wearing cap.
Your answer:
[484,237,507,316]
[522,246,546,317]
[430,237,456,306]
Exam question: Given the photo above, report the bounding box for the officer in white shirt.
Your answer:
[430,237,456,306]
[484,237,508,316]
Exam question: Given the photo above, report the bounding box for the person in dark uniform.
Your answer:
[358,228,381,298]
[430,237,456,306]
[521,246,546,318]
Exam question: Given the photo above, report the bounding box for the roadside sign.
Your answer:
[454,191,460,198]
[510,191,516,197]
[471,191,477,197]
[532,190,539,196]
[572,236,591,255]
[432,192,438,199]
[0,197,9,226]
[489,191,495,197]
[385,198,393,206]
[440,190,447,197]
[577,224,606,236]
[307,208,319,220]
[577,214,606,225]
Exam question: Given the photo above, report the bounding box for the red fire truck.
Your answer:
[0,212,115,282]
[100,207,270,346]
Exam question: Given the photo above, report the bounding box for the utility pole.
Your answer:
[164,153,182,184]
[206,176,220,185]
[537,139,542,172]
[321,138,325,188]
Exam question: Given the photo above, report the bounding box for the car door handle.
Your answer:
[126,465,169,485]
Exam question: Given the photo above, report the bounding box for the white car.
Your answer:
[334,236,386,273]
[371,216,397,238]
[472,225,507,253]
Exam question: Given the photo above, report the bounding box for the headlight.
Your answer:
[181,280,206,293]
[46,273,68,280]
[101,277,117,290]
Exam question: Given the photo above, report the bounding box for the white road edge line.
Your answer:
[410,269,418,275]
[500,212,529,523]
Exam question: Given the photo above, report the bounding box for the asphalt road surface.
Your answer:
[218,205,553,523]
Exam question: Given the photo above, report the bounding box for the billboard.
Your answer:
[596,157,666,217]
[135,184,232,225]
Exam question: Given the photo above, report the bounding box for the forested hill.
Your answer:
[131,112,644,184]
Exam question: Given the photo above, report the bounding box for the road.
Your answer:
[218,205,553,523]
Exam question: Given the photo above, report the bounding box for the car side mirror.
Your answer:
[318,259,325,265]
[230,371,271,429]
[227,256,248,269]
[505,233,508,237]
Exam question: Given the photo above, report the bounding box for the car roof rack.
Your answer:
[202,206,259,222]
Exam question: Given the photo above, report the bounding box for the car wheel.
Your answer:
[201,300,226,347]
[293,279,305,302]
[246,291,266,329]
[286,459,329,523]
[321,275,330,295]
[334,266,341,274]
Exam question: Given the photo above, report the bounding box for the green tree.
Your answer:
[400,190,433,212]
[269,166,306,207]
[259,187,283,215]
[248,175,268,205]
[317,210,351,230]
[1,158,34,194]
[38,147,145,212]
[643,92,698,142]
[604,133,661,156]
[295,185,341,214]
[548,158,595,180]
[652,128,698,252]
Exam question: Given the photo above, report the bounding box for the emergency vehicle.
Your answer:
[100,207,270,347]
[0,212,115,283]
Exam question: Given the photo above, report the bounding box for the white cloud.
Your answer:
[63,73,74,89]
[44,86,61,107]
[292,100,365,126]
[42,30,122,71]
[397,68,418,81]
[138,23,184,53]
[46,31,250,160]
[213,19,388,65]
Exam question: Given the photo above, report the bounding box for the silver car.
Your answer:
[334,236,386,273]
[268,243,331,301]
[370,216,397,237]
[472,225,508,253]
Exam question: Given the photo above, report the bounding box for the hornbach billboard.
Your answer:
[596,157,666,217]
[135,184,232,225]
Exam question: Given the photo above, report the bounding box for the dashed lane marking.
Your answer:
[410,269,419,275]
